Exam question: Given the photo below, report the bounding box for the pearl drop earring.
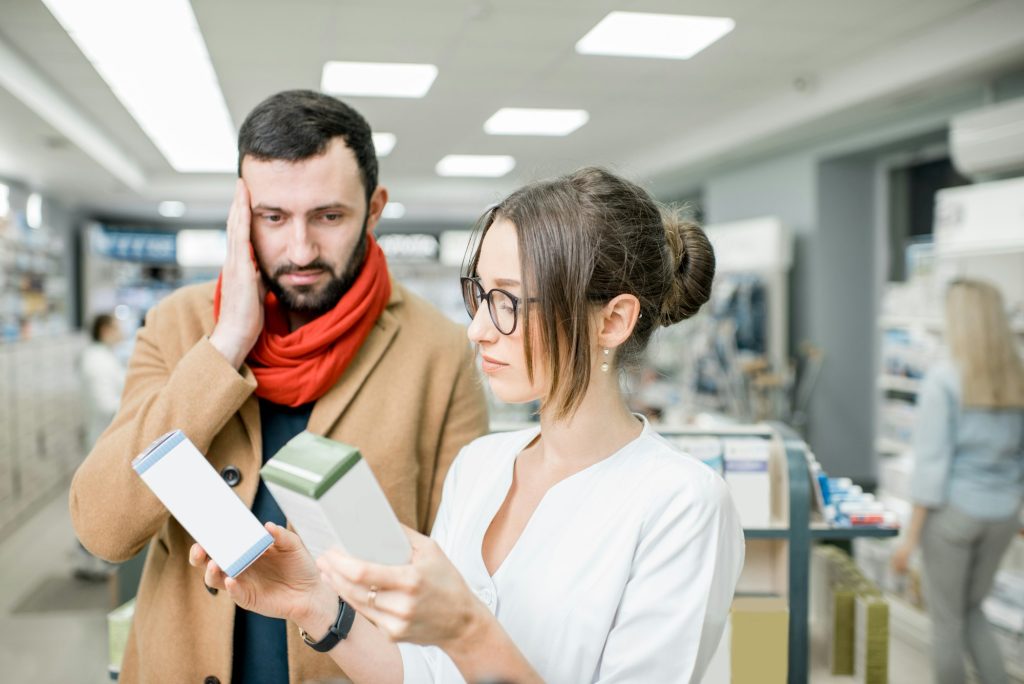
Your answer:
[601,348,610,373]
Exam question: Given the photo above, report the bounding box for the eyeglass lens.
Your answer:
[461,278,517,334]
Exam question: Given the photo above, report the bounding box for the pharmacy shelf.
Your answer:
[745,523,899,541]
[876,437,911,455]
[654,422,900,683]
[878,374,921,394]
[878,315,945,332]
[768,423,899,684]
[809,524,899,540]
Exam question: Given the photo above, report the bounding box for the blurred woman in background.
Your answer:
[892,279,1024,684]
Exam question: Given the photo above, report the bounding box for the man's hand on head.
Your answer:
[209,179,266,369]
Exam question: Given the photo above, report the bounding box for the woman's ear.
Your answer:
[596,294,641,349]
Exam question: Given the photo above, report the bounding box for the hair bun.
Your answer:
[660,214,715,325]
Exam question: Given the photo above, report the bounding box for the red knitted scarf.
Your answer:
[213,235,391,406]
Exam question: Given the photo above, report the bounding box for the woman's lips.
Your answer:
[480,354,508,374]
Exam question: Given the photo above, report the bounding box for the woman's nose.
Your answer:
[466,302,497,343]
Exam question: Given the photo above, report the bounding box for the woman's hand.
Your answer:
[890,542,914,575]
[189,521,337,629]
[317,526,487,649]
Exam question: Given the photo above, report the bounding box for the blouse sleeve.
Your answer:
[595,473,745,683]
[909,366,958,508]
[397,446,467,682]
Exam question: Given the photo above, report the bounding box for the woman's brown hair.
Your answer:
[464,167,716,420]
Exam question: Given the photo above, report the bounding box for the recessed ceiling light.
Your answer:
[40,0,237,173]
[158,200,187,218]
[373,132,397,157]
[26,193,42,229]
[484,108,590,136]
[576,11,735,60]
[436,155,516,178]
[321,62,438,98]
[381,202,406,219]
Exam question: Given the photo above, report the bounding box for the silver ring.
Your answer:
[368,585,379,610]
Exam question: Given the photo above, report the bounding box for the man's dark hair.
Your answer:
[237,90,379,202]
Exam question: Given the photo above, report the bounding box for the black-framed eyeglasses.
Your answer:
[460,276,534,335]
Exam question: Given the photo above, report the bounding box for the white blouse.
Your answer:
[398,418,745,683]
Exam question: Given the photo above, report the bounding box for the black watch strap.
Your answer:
[300,598,355,652]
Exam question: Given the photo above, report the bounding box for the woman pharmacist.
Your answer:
[192,166,744,683]
[891,279,1024,684]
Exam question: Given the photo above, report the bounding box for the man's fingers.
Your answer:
[204,559,227,590]
[226,178,253,263]
[189,543,208,567]
[223,576,253,609]
[266,521,304,552]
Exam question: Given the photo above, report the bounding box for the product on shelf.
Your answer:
[855,595,890,684]
[723,438,772,528]
[811,546,889,681]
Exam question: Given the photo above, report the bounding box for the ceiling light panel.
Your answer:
[158,200,186,218]
[484,108,590,136]
[322,62,438,98]
[40,0,237,173]
[26,193,42,229]
[436,155,515,178]
[373,132,397,157]
[576,12,735,60]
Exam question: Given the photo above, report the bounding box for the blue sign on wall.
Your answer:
[93,227,176,263]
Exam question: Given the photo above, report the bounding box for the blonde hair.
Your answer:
[945,279,1024,409]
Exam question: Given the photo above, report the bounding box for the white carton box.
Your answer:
[723,438,772,528]
[132,430,272,577]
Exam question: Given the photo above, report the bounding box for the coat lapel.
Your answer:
[238,393,262,458]
[307,282,403,436]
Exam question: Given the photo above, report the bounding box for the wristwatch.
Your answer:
[300,598,355,652]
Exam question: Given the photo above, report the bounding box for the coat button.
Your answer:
[205,583,218,596]
[220,465,241,487]
[204,677,220,684]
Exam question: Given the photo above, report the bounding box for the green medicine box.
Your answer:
[261,431,411,565]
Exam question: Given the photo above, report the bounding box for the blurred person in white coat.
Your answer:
[80,313,126,448]
[74,312,127,580]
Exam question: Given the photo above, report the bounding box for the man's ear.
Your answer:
[365,186,389,234]
[596,294,641,350]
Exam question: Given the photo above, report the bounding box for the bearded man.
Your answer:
[70,90,488,684]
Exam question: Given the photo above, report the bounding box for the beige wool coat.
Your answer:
[70,278,489,684]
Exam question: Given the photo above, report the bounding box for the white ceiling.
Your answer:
[0,0,1022,224]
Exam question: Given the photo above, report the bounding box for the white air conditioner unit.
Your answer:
[950,97,1024,177]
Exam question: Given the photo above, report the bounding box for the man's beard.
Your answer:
[263,229,368,317]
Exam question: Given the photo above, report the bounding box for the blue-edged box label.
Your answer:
[132,430,272,578]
